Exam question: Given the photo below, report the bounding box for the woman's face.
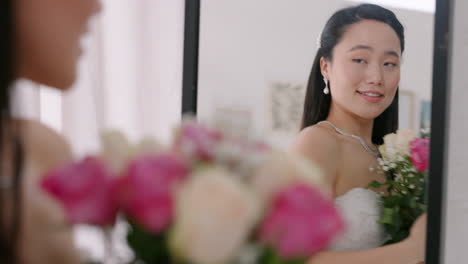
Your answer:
[321,19,401,120]
[16,0,101,89]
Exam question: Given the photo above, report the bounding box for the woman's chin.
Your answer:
[18,65,77,90]
[38,70,77,90]
[356,109,386,121]
[38,76,75,91]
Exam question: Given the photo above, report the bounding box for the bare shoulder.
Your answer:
[290,124,342,193]
[291,124,341,158]
[14,119,81,263]
[17,119,73,174]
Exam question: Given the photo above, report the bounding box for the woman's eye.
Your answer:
[384,62,398,67]
[352,59,367,64]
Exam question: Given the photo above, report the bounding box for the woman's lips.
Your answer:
[357,91,384,103]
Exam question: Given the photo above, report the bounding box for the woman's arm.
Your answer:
[308,239,419,264]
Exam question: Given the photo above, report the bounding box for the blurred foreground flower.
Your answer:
[115,153,189,234]
[41,157,118,225]
[259,184,344,259]
[42,121,344,264]
[170,166,260,264]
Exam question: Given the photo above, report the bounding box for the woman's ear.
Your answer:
[320,57,330,80]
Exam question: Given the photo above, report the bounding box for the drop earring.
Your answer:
[323,77,330,95]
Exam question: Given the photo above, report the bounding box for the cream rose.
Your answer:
[170,166,260,264]
[380,130,416,162]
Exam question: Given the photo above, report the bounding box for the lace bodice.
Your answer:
[328,188,388,251]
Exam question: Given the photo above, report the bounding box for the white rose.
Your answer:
[395,129,416,155]
[250,150,326,205]
[380,130,416,162]
[381,133,398,161]
[170,166,260,264]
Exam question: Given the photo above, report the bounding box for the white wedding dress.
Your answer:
[328,188,389,251]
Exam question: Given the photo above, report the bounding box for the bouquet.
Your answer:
[41,120,345,264]
[368,130,430,244]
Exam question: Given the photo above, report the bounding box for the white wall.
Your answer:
[199,0,342,146]
[198,0,434,147]
[443,0,468,261]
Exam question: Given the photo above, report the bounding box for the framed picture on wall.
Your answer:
[268,81,306,134]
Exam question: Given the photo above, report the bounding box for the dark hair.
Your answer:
[0,0,24,263]
[301,4,404,145]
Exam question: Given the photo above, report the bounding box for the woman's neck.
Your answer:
[326,103,374,143]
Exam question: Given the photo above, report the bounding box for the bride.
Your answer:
[0,0,100,263]
[291,4,426,264]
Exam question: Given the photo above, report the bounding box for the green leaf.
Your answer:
[379,208,395,225]
[383,196,402,208]
[368,180,383,189]
[257,247,307,264]
[392,209,402,230]
[126,221,173,264]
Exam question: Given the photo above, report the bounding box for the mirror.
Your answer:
[182,0,449,263]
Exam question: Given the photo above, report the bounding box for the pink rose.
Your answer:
[410,138,430,172]
[259,184,344,259]
[174,122,222,161]
[41,157,118,226]
[115,153,189,234]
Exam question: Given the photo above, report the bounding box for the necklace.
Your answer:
[318,121,381,158]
